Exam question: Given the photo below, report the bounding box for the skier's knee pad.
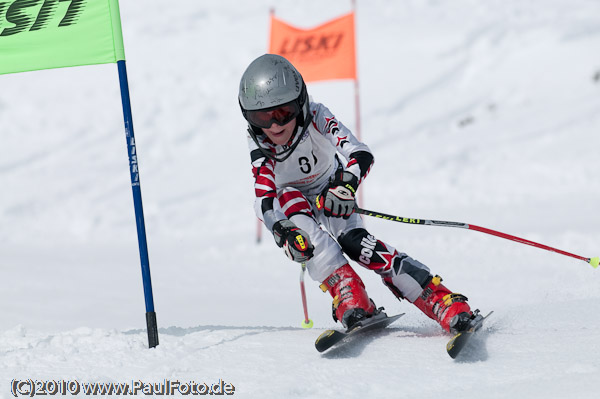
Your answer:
[339,228,431,298]
[339,228,396,271]
[337,228,370,263]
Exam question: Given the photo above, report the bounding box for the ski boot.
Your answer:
[412,275,476,333]
[320,264,376,330]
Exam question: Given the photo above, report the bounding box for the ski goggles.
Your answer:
[245,101,300,129]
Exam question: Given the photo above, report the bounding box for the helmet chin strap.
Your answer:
[248,111,313,163]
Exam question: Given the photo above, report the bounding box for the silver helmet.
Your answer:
[239,54,311,162]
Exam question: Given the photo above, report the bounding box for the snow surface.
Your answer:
[1,0,599,397]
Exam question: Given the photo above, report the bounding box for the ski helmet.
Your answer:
[239,54,312,162]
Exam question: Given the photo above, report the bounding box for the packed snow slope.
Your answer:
[1,0,599,398]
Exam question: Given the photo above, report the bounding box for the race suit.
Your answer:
[248,102,431,302]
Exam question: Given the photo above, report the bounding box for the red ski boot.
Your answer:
[320,264,376,329]
[412,275,475,333]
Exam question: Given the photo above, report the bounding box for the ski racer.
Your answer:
[239,53,482,333]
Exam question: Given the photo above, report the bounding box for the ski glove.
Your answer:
[316,171,359,219]
[272,219,315,263]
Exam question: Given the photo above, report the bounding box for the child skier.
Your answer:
[239,53,481,333]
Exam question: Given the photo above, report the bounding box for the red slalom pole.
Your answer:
[355,207,599,269]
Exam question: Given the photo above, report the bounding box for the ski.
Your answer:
[446,310,493,359]
[315,311,404,353]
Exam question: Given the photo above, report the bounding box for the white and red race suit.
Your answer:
[248,102,432,302]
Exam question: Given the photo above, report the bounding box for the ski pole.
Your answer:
[299,262,314,328]
[355,207,599,269]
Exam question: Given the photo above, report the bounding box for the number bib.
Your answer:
[274,125,337,196]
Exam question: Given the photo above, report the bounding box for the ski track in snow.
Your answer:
[2,300,599,398]
[1,0,599,398]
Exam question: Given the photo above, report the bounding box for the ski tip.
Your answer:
[316,329,337,342]
[589,257,599,269]
[446,332,470,359]
[315,329,342,353]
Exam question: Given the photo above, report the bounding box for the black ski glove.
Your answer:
[272,220,315,263]
[316,171,359,219]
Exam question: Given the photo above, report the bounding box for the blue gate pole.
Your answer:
[116,59,159,348]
